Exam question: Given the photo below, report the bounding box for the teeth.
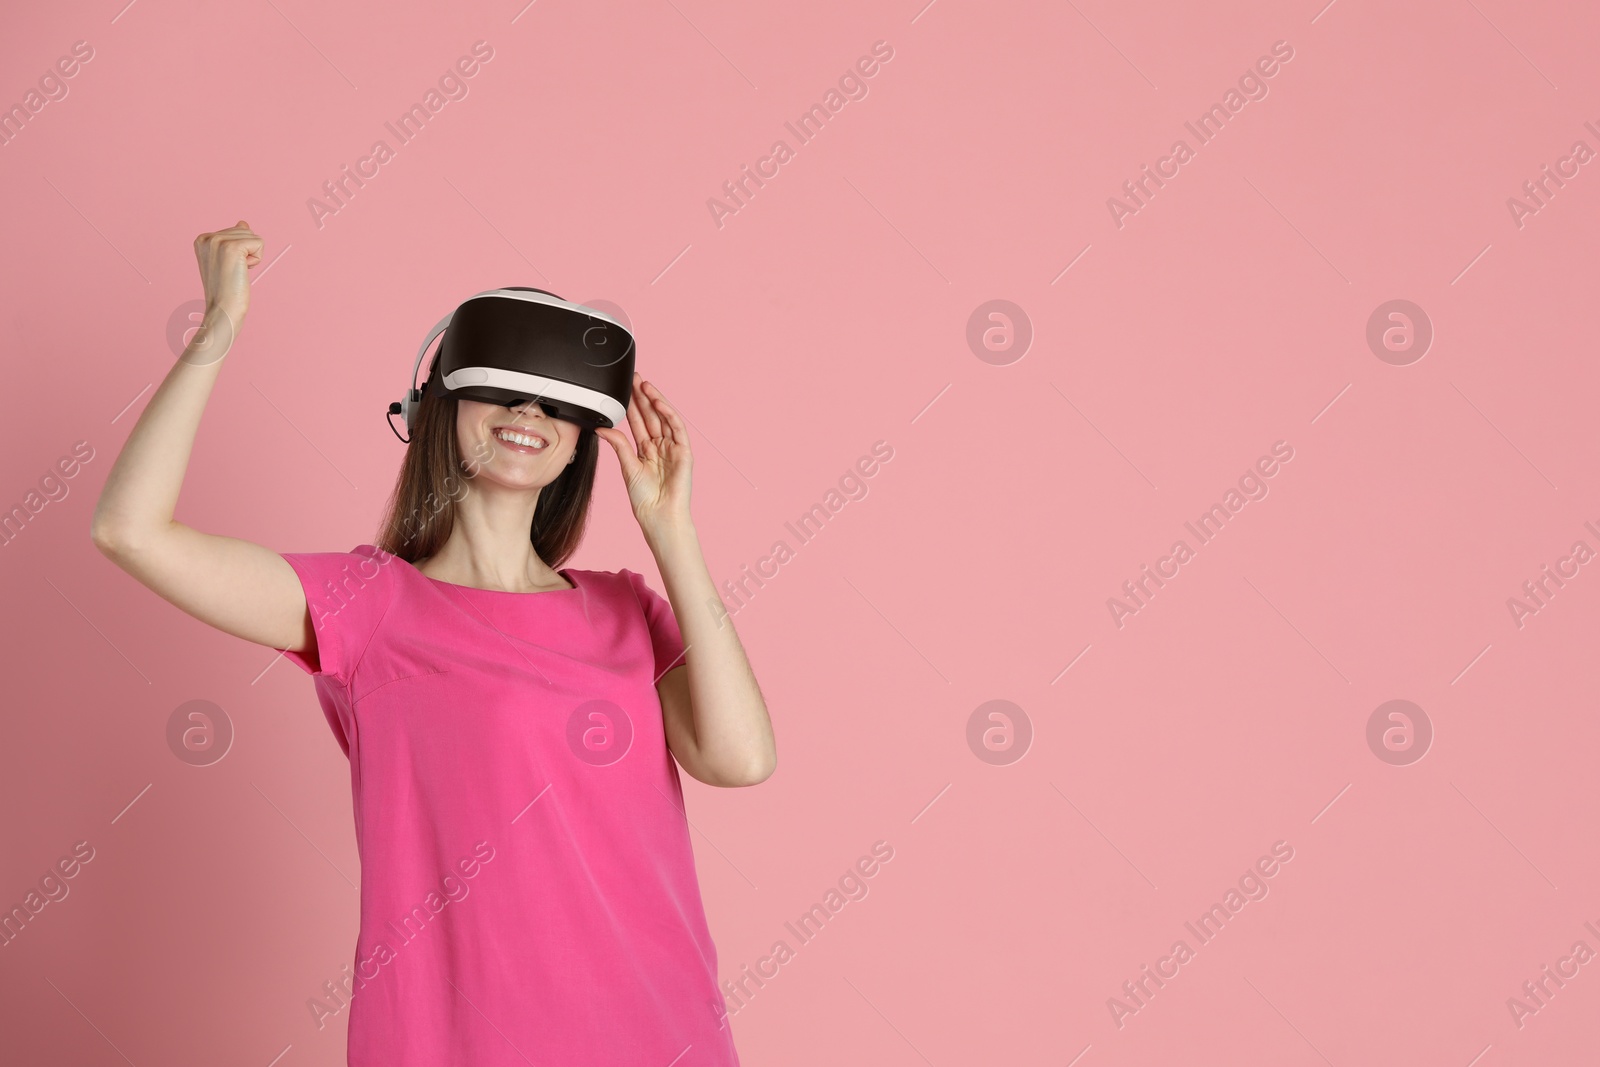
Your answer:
[495,428,546,449]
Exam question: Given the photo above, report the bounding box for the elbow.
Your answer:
[90,516,123,557]
[90,510,162,559]
[90,518,141,560]
[721,749,776,788]
[89,497,127,556]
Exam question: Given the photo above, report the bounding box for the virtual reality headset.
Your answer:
[388,287,635,442]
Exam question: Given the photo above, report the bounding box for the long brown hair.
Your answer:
[374,381,600,569]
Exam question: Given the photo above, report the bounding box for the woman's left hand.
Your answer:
[596,372,693,538]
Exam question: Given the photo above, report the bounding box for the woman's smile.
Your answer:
[491,423,551,454]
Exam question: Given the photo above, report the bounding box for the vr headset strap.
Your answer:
[399,310,456,435]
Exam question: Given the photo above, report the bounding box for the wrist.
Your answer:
[181,304,240,367]
[642,515,697,553]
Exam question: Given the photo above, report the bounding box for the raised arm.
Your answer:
[597,375,777,788]
[90,222,313,656]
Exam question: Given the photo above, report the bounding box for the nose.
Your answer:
[508,397,546,418]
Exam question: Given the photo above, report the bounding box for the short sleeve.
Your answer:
[275,544,399,687]
[624,569,687,678]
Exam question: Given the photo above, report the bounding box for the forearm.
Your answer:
[645,520,775,782]
[91,307,231,550]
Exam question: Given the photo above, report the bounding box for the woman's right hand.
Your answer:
[193,220,263,329]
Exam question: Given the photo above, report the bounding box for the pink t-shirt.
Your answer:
[274,543,739,1066]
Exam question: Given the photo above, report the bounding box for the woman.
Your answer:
[91,221,775,1065]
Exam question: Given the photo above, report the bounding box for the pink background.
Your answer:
[3,1,1598,1064]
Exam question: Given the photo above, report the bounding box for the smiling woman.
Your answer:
[91,223,775,1066]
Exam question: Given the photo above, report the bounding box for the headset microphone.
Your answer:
[387,287,636,444]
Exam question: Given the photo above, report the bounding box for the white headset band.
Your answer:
[409,311,455,396]
[466,288,627,332]
[441,367,627,427]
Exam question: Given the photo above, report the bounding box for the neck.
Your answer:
[417,489,568,592]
